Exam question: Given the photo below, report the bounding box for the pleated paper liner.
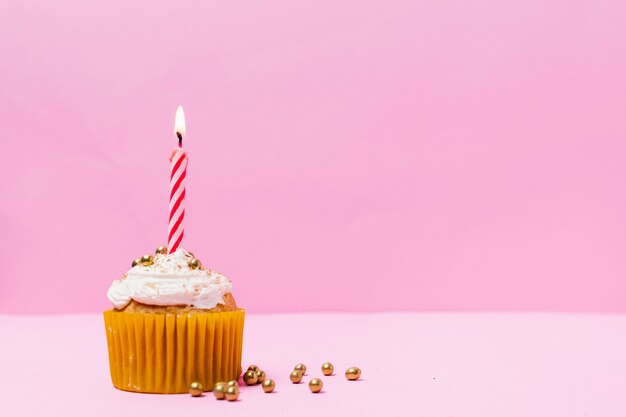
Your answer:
[103,308,245,393]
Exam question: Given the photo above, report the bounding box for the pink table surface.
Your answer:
[1,312,624,416]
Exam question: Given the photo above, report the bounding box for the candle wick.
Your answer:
[176,131,183,147]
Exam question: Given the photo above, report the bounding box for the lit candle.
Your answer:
[168,105,188,253]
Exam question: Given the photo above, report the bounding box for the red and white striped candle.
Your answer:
[168,105,188,254]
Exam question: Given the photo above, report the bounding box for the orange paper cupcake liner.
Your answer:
[103,309,245,393]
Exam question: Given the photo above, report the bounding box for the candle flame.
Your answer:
[174,105,186,137]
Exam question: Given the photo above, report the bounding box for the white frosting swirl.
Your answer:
[107,249,232,310]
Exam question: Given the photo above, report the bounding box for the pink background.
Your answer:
[1,0,625,314]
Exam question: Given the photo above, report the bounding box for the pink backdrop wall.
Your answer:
[1,0,625,314]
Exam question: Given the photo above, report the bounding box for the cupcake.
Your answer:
[103,248,244,393]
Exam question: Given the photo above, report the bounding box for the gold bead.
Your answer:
[309,378,323,393]
[248,364,260,372]
[225,385,239,401]
[345,367,361,381]
[321,362,334,376]
[290,370,303,383]
[262,379,275,393]
[140,254,154,266]
[294,363,307,375]
[189,381,203,397]
[213,382,227,400]
[243,370,258,385]
[188,258,201,269]
[131,258,142,267]
[227,380,239,387]
[256,370,266,383]
[155,246,168,254]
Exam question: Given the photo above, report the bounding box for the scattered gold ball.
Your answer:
[225,385,239,401]
[248,364,260,372]
[243,370,258,385]
[290,370,303,383]
[262,379,275,393]
[131,258,142,267]
[309,378,323,393]
[294,363,307,375]
[213,382,227,400]
[189,381,203,397]
[256,370,266,383]
[345,367,361,381]
[155,246,168,254]
[188,258,202,269]
[321,362,334,376]
[140,254,154,266]
[227,380,239,387]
